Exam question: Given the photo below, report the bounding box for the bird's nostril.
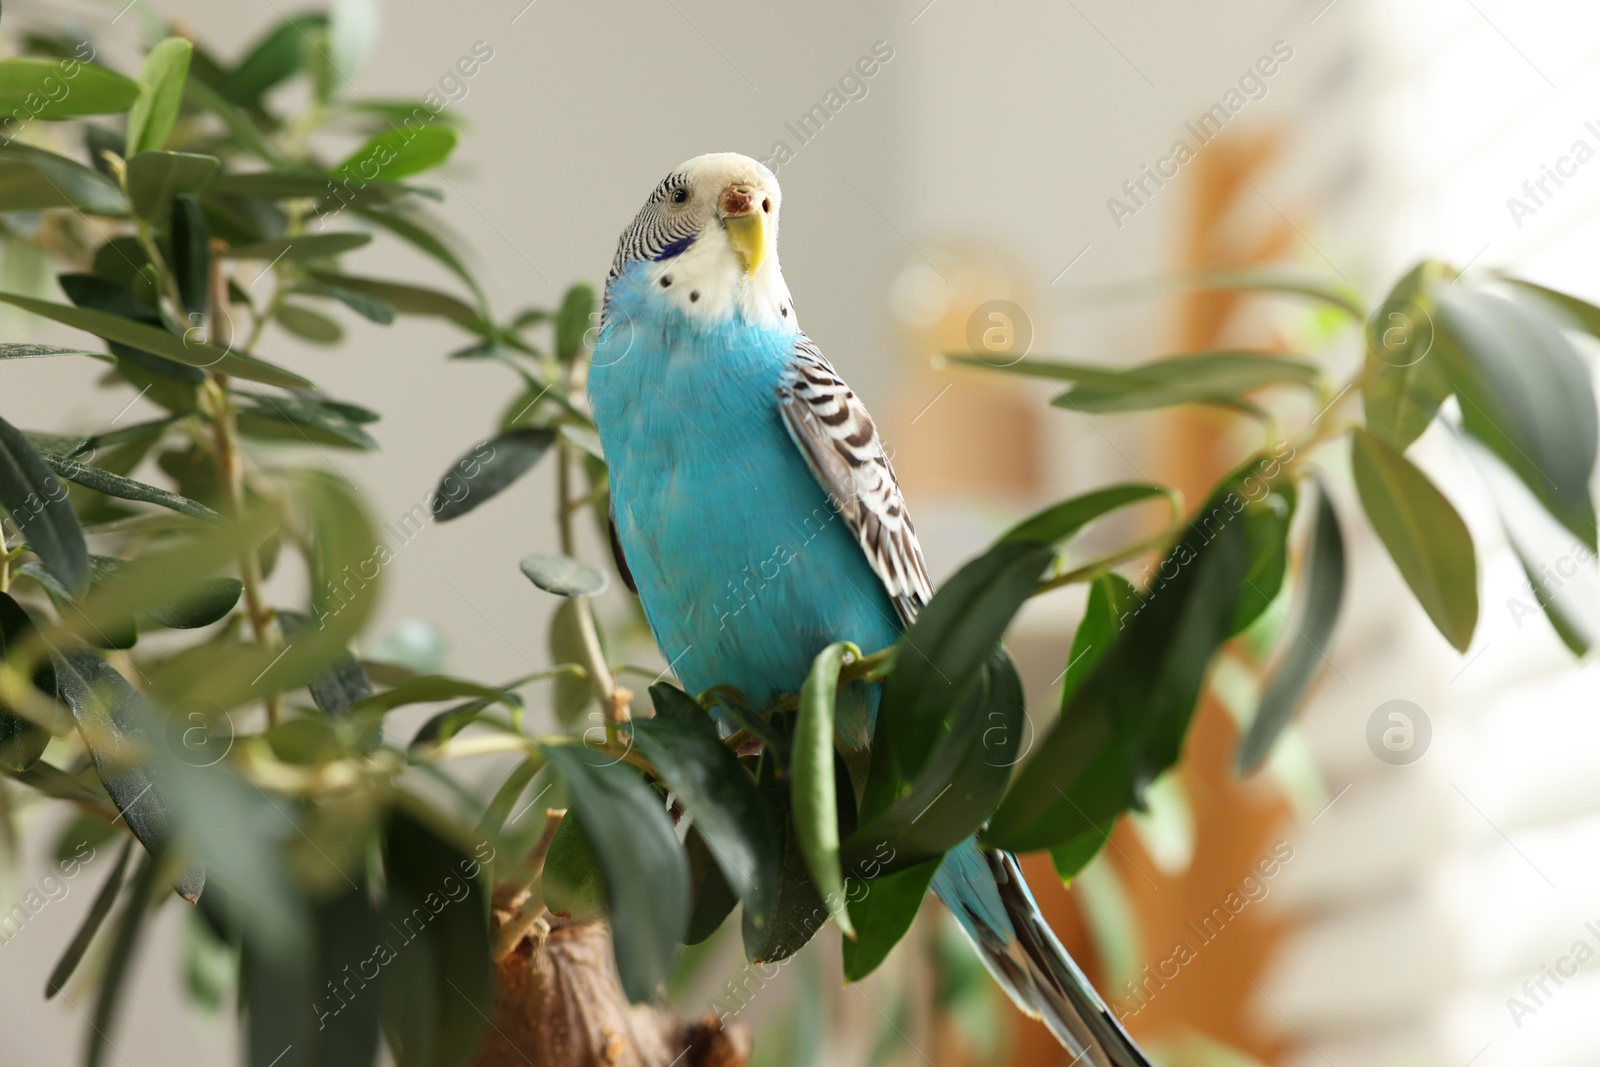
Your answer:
[721,185,756,216]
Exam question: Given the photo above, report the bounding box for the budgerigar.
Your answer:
[588,152,1150,1066]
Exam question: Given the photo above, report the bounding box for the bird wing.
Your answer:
[777,333,933,627]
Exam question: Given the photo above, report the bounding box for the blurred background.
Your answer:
[4,0,1600,1064]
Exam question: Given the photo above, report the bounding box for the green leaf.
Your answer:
[845,646,1025,871]
[984,480,1252,851]
[1059,264,1366,320]
[1436,285,1598,547]
[274,302,344,344]
[335,126,458,181]
[1226,481,1297,637]
[38,450,223,524]
[170,194,211,318]
[352,675,516,717]
[280,613,375,719]
[85,850,161,1067]
[225,14,327,106]
[0,144,128,215]
[379,810,492,1067]
[46,838,134,998]
[88,555,242,629]
[0,343,111,362]
[307,271,484,330]
[0,411,89,596]
[431,427,557,522]
[235,390,379,450]
[877,540,1053,783]
[840,857,941,982]
[742,754,826,964]
[0,58,140,118]
[555,283,595,362]
[1051,353,1322,413]
[292,281,395,324]
[126,151,219,221]
[1350,428,1477,651]
[647,682,720,742]
[1502,277,1600,339]
[51,647,206,901]
[222,232,372,261]
[684,827,738,943]
[354,205,486,308]
[628,715,781,924]
[0,592,53,772]
[1049,820,1116,883]
[541,815,605,921]
[1000,482,1171,546]
[1362,261,1455,450]
[548,600,595,726]
[1236,482,1345,772]
[791,642,855,938]
[1058,573,1140,712]
[544,745,689,1001]
[208,170,416,207]
[125,37,194,156]
[0,291,311,388]
[518,552,607,597]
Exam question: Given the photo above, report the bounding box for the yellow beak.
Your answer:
[723,211,766,276]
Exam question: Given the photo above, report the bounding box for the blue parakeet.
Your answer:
[588,153,1150,1066]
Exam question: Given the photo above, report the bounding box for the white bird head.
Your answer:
[605,152,794,328]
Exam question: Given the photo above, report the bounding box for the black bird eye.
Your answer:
[672,187,689,204]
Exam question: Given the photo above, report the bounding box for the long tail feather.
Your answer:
[932,840,1152,1067]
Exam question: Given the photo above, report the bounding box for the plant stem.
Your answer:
[204,248,283,725]
[0,523,9,594]
[556,436,628,738]
[492,807,566,961]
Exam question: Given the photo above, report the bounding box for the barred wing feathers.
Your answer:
[777,335,933,627]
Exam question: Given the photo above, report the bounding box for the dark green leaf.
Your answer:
[839,857,941,982]
[85,850,161,1067]
[379,810,492,1067]
[684,827,738,943]
[0,290,311,388]
[548,600,595,725]
[0,592,53,772]
[1350,428,1477,651]
[125,151,219,221]
[1048,353,1321,413]
[984,481,1251,851]
[170,194,211,318]
[541,814,605,921]
[274,302,344,344]
[555,283,595,362]
[647,682,721,743]
[51,647,206,900]
[0,143,127,215]
[334,126,458,182]
[1001,482,1170,546]
[307,271,484,330]
[292,281,396,324]
[544,745,689,1001]
[1436,285,1598,546]
[0,343,111,362]
[235,389,379,450]
[89,555,242,628]
[38,451,223,524]
[0,58,140,118]
[224,14,327,105]
[46,838,133,998]
[1049,821,1116,883]
[222,232,372,261]
[354,206,485,307]
[1503,277,1600,339]
[845,646,1024,871]
[518,552,607,597]
[284,611,374,719]
[1237,482,1346,772]
[742,752,826,964]
[629,713,780,924]
[0,411,89,596]
[1363,260,1454,450]
[431,427,556,521]
[877,540,1053,783]
[208,170,415,206]
[1058,573,1140,712]
[1226,481,1296,637]
[353,675,515,717]
[792,642,855,937]
[125,38,194,156]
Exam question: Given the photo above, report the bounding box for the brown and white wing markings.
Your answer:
[777,334,933,627]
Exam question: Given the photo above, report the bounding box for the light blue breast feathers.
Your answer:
[588,265,902,734]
